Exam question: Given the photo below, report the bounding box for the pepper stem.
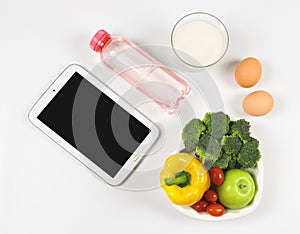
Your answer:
[164,170,191,188]
[165,175,187,186]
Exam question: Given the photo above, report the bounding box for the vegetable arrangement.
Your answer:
[182,112,261,170]
[160,112,262,217]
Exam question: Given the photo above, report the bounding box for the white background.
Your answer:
[0,0,298,233]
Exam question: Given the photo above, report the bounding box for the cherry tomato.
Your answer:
[203,189,218,202]
[191,200,208,212]
[209,167,225,186]
[207,203,225,217]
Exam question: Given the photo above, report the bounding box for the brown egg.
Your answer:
[235,57,262,88]
[243,91,274,116]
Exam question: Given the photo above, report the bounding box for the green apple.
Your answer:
[216,169,256,209]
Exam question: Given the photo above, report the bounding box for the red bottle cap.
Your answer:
[90,29,111,52]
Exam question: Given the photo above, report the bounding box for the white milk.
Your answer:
[173,21,225,67]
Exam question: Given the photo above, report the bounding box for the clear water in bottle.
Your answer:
[90,29,191,114]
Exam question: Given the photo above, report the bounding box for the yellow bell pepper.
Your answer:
[160,153,210,206]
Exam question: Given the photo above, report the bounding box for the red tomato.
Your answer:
[203,189,218,202]
[209,167,225,186]
[207,203,225,217]
[191,200,208,212]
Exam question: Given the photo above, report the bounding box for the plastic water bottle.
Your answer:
[90,29,191,114]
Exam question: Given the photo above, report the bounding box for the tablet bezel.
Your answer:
[29,64,159,186]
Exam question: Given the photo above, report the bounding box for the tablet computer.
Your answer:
[29,64,159,185]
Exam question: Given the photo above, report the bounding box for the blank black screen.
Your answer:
[38,72,150,177]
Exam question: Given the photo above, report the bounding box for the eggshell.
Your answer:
[235,57,262,88]
[242,91,274,116]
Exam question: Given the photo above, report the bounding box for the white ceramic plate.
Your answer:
[172,160,263,221]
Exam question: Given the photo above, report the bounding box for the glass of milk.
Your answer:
[171,12,229,68]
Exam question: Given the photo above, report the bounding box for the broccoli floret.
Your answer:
[203,112,230,140]
[227,158,236,169]
[213,152,231,169]
[230,119,251,142]
[248,137,259,147]
[195,134,222,168]
[221,135,243,156]
[182,119,206,152]
[227,155,242,169]
[237,138,261,168]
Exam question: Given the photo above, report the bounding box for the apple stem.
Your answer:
[239,184,247,190]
